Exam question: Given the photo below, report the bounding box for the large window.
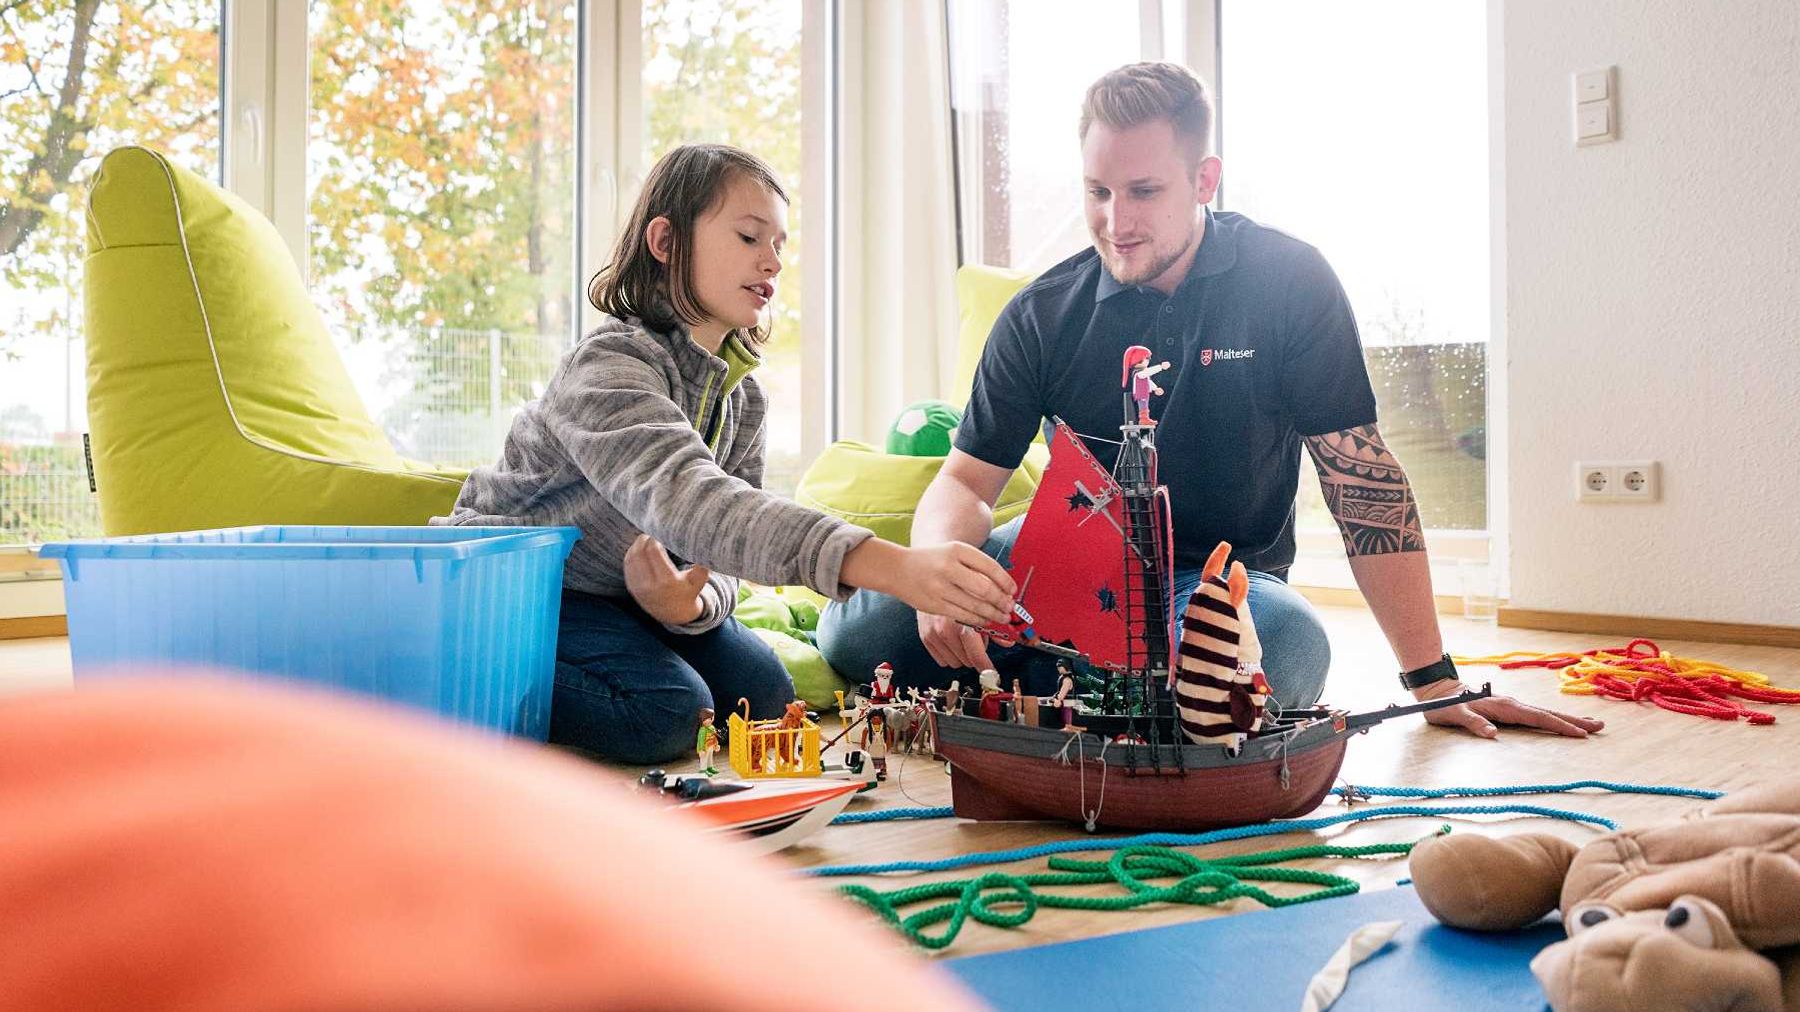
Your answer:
[641,0,806,492]
[1220,0,1490,572]
[2,0,834,551]
[307,0,578,468]
[1,0,222,544]
[948,0,1149,272]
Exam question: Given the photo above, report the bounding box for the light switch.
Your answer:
[1575,67,1611,103]
[1572,65,1618,146]
[1577,102,1611,139]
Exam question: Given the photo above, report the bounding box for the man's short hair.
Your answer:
[1079,61,1215,168]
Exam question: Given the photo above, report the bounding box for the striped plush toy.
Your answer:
[1173,542,1271,750]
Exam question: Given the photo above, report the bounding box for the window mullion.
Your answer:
[222,0,307,272]
[578,0,628,340]
[801,0,839,453]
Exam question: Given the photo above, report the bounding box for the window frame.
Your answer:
[1206,0,1500,595]
[942,0,1502,599]
[4,0,843,619]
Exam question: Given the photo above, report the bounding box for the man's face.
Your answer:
[1081,119,1221,292]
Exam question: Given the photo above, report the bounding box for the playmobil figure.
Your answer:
[976,668,1014,722]
[695,708,720,776]
[859,708,891,781]
[1051,660,1080,729]
[1121,344,1171,426]
[867,661,898,704]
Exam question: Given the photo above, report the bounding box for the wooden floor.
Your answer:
[7,609,1799,960]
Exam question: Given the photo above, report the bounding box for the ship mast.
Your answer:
[1116,346,1181,773]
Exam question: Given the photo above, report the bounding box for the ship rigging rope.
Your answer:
[811,780,1723,876]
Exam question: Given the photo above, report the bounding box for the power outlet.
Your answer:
[1575,460,1660,503]
[1575,462,1613,501]
[1616,460,1659,500]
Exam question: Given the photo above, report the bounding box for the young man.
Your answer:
[820,62,1600,740]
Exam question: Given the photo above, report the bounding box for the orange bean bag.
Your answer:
[0,675,984,1011]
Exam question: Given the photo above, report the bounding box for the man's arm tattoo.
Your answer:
[1302,424,1425,558]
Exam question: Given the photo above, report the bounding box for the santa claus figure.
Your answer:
[866,662,898,705]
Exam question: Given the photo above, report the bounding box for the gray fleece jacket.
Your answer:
[433,315,874,633]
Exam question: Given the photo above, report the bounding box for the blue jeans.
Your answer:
[816,517,1332,710]
[549,590,796,764]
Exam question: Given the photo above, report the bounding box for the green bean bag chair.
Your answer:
[735,585,848,709]
[793,440,1040,547]
[83,146,467,535]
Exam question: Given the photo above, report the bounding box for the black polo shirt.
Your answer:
[956,208,1378,576]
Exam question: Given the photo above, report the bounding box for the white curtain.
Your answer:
[835,0,962,443]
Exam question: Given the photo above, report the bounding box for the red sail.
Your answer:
[984,420,1135,671]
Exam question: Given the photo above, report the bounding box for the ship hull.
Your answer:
[933,711,1354,831]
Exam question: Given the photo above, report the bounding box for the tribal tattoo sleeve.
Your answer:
[1302,424,1425,558]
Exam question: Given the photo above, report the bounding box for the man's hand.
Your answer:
[1415,678,1606,739]
[622,534,709,626]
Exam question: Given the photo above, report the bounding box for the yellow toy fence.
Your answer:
[728,703,822,778]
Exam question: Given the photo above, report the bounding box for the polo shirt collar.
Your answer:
[1096,206,1237,302]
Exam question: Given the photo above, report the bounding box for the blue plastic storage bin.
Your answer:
[40,525,580,739]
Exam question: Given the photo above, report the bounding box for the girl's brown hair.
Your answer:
[588,143,789,345]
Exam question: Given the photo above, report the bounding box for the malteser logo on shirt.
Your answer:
[1201,348,1254,367]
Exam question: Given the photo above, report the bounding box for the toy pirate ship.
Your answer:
[931,346,1488,832]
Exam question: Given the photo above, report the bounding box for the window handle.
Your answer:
[238,103,264,165]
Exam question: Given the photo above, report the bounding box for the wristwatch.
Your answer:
[1398,652,1460,692]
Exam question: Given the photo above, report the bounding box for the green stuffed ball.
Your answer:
[886,400,962,457]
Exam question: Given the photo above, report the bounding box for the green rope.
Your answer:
[837,832,1447,951]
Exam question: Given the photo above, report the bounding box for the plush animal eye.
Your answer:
[1663,899,1718,949]
[1568,902,1622,935]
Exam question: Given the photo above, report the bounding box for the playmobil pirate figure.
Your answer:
[1052,660,1080,730]
[1121,345,1171,427]
[695,708,720,776]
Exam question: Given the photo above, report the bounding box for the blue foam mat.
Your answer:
[945,884,1562,1011]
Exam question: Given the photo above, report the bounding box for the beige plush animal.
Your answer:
[1409,779,1800,1011]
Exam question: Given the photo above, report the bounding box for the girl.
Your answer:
[437,144,1015,764]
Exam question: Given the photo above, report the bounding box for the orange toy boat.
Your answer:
[638,772,862,855]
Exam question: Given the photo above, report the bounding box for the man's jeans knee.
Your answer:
[819,518,1331,707]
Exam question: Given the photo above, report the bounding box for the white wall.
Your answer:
[1502,0,1800,626]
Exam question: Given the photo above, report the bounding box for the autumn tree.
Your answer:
[1,0,219,357]
[2,0,808,542]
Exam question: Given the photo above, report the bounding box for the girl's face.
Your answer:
[651,175,787,347]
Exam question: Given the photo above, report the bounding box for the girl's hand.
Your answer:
[889,542,1016,628]
[623,534,710,626]
[842,538,1015,633]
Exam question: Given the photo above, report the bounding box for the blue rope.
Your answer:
[831,806,956,825]
[805,803,1618,877]
[1332,780,1723,801]
[823,781,1719,829]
